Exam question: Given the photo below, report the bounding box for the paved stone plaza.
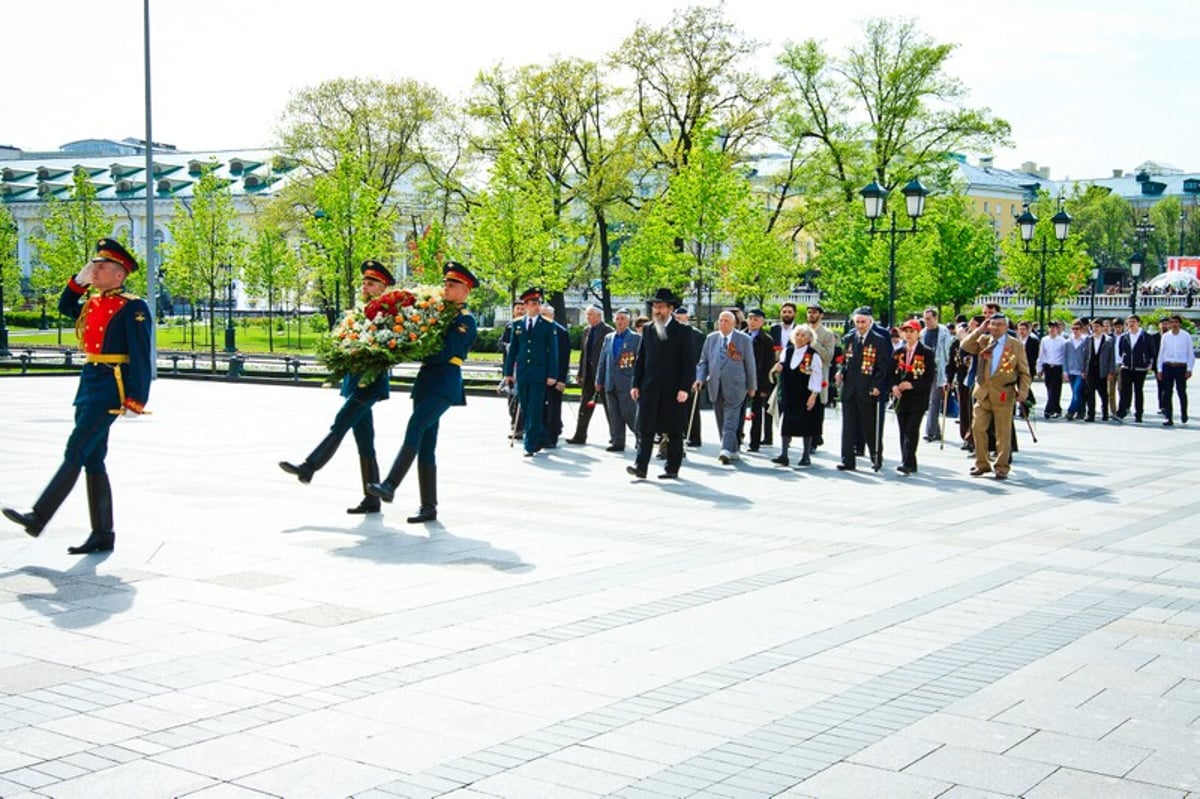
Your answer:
[1,375,1199,798]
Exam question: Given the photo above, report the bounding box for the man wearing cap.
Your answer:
[835,306,891,472]
[280,260,395,513]
[566,306,612,445]
[629,288,697,479]
[501,287,559,456]
[695,310,757,464]
[4,238,150,554]
[596,309,641,452]
[891,320,936,474]
[961,313,1031,479]
[672,305,705,449]
[366,262,479,521]
[744,309,776,451]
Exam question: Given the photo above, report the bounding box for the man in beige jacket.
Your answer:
[960,313,1032,479]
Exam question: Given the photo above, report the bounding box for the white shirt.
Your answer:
[1157,330,1196,371]
[1036,335,1066,369]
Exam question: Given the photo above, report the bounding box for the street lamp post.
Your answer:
[860,178,928,326]
[1089,267,1099,321]
[1130,252,1144,315]
[1016,201,1072,334]
[222,263,236,353]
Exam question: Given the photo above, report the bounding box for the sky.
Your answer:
[4,0,1197,180]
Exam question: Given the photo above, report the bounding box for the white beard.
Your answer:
[653,319,669,340]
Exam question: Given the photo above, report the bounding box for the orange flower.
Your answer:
[388,340,397,349]
[393,325,403,333]
[408,332,418,341]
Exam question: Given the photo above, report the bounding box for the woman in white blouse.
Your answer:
[771,325,826,467]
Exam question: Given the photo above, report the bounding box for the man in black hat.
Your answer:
[836,306,891,472]
[280,260,396,514]
[501,287,559,456]
[628,289,697,479]
[366,262,479,521]
[4,238,151,554]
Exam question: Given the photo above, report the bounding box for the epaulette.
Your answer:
[120,291,143,301]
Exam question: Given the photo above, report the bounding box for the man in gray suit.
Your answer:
[695,310,757,464]
[596,309,641,452]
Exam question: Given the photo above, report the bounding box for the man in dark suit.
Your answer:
[672,305,706,448]
[1082,317,1115,421]
[540,305,571,448]
[769,302,798,349]
[4,239,151,554]
[566,305,612,445]
[1117,314,1153,422]
[836,306,891,472]
[366,262,479,522]
[629,289,697,479]
[501,287,559,456]
[280,260,395,515]
[744,308,776,451]
[891,319,936,474]
[596,309,641,452]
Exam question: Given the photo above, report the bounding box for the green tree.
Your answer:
[1,205,20,315]
[810,206,893,316]
[1148,195,1184,271]
[1069,185,1133,280]
[777,18,1011,204]
[31,170,114,343]
[164,165,246,368]
[243,217,291,353]
[467,145,584,302]
[609,206,688,300]
[721,203,803,306]
[1001,192,1091,322]
[906,193,1001,314]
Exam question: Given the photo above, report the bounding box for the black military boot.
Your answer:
[366,446,417,503]
[3,462,81,537]
[407,464,437,523]
[279,432,341,484]
[347,455,382,514]
[69,472,115,555]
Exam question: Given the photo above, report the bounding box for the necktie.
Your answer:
[527,318,533,332]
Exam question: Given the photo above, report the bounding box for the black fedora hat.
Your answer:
[646,287,681,307]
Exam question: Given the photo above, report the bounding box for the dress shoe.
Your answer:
[605,445,625,452]
[770,455,789,466]
[279,460,314,484]
[3,508,43,537]
[523,451,535,457]
[657,472,679,480]
[896,465,913,475]
[747,445,760,453]
[1183,413,1189,423]
[796,456,811,467]
[1163,420,1174,427]
[626,465,647,479]
[835,463,856,472]
[68,530,114,555]
[565,437,586,445]
[969,466,992,477]
[1135,416,1142,423]
[1085,416,1095,422]
[346,499,381,515]
[406,507,437,523]
[994,472,1009,481]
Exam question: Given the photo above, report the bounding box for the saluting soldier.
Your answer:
[280,260,395,514]
[4,239,151,554]
[501,287,559,457]
[366,262,479,522]
[961,313,1032,479]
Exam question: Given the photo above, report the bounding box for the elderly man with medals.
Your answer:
[4,238,151,554]
[960,312,1032,479]
[835,306,891,472]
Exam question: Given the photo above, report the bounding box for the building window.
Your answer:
[983,201,989,214]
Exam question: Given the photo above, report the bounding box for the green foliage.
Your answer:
[1069,185,1134,275]
[406,220,450,283]
[905,193,1001,313]
[0,205,19,306]
[1001,192,1091,321]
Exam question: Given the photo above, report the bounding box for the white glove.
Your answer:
[75,263,95,286]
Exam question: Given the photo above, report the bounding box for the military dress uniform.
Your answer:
[367,262,479,522]
[4,238,150,554]
[280,260,396,514]
[501,288,559,456]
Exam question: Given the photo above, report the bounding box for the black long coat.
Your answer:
[632,319,698,434]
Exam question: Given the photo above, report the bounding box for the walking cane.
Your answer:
[873,393,885,472]
[509,400,522,448]
[939,383,951,450]
[1021,403,1039,444]
[685,385,701,443]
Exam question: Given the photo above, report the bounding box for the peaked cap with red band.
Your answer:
[443,261,478,289]
[359,259,395,286]
[93,237,138,273]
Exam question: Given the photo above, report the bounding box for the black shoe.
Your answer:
[3,507,43,537]
[1085,417,1095,423]
[686,441,701,448]
[346,498,381,515]
[896,465,913,475]
[626,466,647,479]
[836,463,856,471]
[366,481,397,502]
[1183,414,1189,424]
[605,445,625,452]
[770,455,789,466]
[797,456,811,467]
[1135,416,1143,423]
[565,437,586,445]
[406,507,437,523]
[523,451,535,457]
[279,461,314,484]
[1163,420,1174,427]
[747,445,760,453]
[657,472,679,480]
[68,530,114,555]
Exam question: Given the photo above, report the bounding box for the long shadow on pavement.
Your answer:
[0,553,137,629]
